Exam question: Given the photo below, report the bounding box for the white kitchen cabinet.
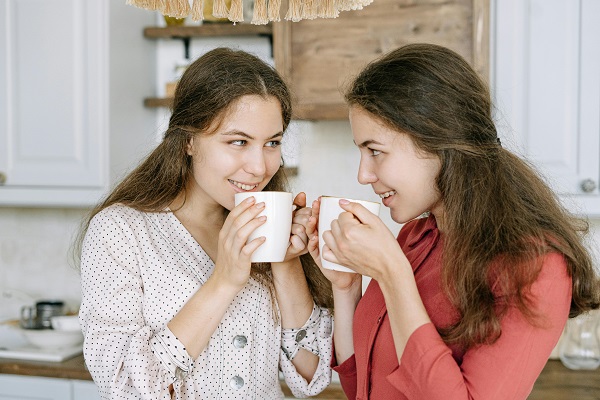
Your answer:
[492,0,600,216]
[0,375,72,400]
[0,0,109,207]
[0,0,156,207]
[0,375,101,400]
[71,379,102,400]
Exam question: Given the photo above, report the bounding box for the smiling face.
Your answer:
[350,106,443,224]
[186,95,284,211]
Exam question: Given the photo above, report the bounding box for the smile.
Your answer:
[229,179,259,191]
[378,190,396,199]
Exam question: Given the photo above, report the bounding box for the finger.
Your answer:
[324,225,343,264]
[305,215,318,239]
[241,236,266,259]
[292,212,310,227]
[321,243,341,265]
[222,196,257,233]
[322,229,339,257]
[293,192,307,210]
[227,214,267,253]
[336,211,362,232]
[307,235,322,267]
[339,200,378,225]
[291,224,308,244]
[229,201,266,234]
[311,198,321,219]
[289,234,306,251]
[293,207,312,219]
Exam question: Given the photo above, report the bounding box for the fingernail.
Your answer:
[259,215,267,221]
[256,202,265,209]
[245,196,255,204]
[339,199,350,205]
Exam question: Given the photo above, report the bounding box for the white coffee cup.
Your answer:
[234,191,293,263]
[318,196,381,273]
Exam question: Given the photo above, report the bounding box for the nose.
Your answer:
[357,157,377,185]
[243,147,268,177]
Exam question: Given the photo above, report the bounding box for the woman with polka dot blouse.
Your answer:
[76,48,334,399]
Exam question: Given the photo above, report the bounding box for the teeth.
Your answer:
[379,190,396,199]
[230,180,258,191]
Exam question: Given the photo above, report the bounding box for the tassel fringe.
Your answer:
[126,0,364,22]
[228,0,244,22]
[284,0,302,21]
[190,0,204,21]
[267,0,282,21]
[301,0,319,19]
[318,0,338,18]
[213,0,229,18]
[163,0,190,17]
[252,0,269,25]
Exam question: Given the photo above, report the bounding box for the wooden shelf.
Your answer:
[144,24,272,38]
[144,97,173,108]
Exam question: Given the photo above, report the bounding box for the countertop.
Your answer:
[0,356,598,399]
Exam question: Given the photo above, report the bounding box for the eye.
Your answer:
[369,148,382,156]
[229,140,247,146]
[265,140,282,148]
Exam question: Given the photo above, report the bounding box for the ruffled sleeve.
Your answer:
[279,305,333,398]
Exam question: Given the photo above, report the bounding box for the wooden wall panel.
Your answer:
[274,0,489,120]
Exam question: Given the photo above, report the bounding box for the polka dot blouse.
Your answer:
[79,204,333,399]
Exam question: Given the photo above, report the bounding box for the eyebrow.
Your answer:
[221,130,284,140]
[354,139,384,148]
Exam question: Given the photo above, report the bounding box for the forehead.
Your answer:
[349,106,403,145]
[208,95,284,137]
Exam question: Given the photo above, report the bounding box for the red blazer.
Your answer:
[333,216,571,399]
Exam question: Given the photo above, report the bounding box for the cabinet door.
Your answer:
[0,375,71,400]
[492,0,600,215]
[0,0,109,206]
[72,380,101,400]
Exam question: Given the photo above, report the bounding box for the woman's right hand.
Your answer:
[305,198,362,292]
[212,196,268,291]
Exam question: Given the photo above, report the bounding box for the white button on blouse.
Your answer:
[79,204,333,400]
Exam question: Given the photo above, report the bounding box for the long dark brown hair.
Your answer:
[346,43,599,349]
[75,47,332,310]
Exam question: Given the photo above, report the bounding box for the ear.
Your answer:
[186,137,194,156]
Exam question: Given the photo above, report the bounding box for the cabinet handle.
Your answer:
[580,179,597,193]
[0,172,5,185]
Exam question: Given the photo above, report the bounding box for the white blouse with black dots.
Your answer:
[79,204,333,400]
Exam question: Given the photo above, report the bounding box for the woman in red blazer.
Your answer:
[304,43,600,399]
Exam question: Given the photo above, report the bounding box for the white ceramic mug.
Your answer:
[234,191,293,263]
[318,196,381,273]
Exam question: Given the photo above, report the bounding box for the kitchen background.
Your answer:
[0,0,599,343]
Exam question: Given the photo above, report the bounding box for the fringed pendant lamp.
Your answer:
[126,0,373,24]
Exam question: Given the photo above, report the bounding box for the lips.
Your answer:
[378,190,396,199]
[377,190,396,207]
[229,179,259,191]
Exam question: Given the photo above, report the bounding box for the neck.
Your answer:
[170,191,226,232]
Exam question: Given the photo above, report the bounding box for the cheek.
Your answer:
[266,151,282,174]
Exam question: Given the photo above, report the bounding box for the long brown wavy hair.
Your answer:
[75,47,332,310]
[346,43,599,349]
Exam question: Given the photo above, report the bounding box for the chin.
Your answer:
[390,209,423,225]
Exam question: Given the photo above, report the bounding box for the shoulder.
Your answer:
[537,252,570,285]
[88,204,150,234]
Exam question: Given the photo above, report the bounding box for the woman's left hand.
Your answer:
[323,200,403,281]
[282,192,311,262]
